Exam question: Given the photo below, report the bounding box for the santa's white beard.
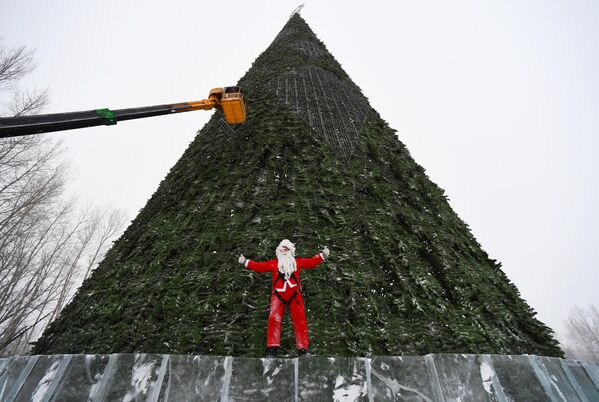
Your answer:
[276,250,297,279]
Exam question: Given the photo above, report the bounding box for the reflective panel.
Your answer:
[52,354,111,402]
[297,357,369,401]
[103,354,163,401]
[370,356,435,401]
[15,355,68,402]
[0,356,37,401]
[157,355,227,401]
[534,356,584,401]
[433,354,503,402]
[492,355,549,401]
[228,357,295,401]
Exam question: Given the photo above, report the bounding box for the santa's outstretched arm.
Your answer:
[238,254,274,272]
[297,247,330,269]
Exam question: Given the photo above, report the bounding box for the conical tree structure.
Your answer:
[34,14,562,357]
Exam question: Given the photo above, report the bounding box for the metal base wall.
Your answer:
[1,353,598,401]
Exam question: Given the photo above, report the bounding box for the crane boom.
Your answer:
[0,86,245,139]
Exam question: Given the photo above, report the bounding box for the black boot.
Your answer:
[297,348,308,357]
[266,347,279,358]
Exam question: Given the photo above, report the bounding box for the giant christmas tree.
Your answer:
[34,14,562,358]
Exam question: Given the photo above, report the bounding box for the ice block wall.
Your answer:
[0,354,598,401]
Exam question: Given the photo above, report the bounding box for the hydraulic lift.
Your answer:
[0,86,246,138]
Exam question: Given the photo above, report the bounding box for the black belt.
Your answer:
[274,289,299,305]
[273,272,301,305]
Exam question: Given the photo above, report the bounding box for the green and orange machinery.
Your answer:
[0,86,246,138]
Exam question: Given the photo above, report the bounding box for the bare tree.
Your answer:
[0,41,127,356]
[561,305,599,362]
[0,139,127,355]
[49,206,127,322]
[0,40,49,117]
[0,43,35,86]
[81,207,127,282]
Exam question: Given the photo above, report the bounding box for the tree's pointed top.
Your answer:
[269,11,324,52]
[289,3,305,18]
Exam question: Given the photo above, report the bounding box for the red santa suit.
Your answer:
[244,252,325,349]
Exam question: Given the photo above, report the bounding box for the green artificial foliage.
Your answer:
[34,14,562,358]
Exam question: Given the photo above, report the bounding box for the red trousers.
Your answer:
[267,291,309,349]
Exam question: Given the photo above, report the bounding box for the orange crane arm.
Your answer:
[170,99,218,113]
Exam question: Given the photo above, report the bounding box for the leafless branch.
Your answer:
[562,305,599,362]
[7,88,49,116]
[0,42,35,89]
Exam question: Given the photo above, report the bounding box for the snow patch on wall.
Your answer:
[332,374,367,402]
[31,360,59,402]
[122,359,155,402]
[479,360,494,394]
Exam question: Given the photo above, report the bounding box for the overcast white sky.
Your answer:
[2,1,598,338]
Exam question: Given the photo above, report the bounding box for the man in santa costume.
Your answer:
[238,239,330,357]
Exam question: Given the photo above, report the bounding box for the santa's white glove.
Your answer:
[322,247,330,259]
[238,254,246,265]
